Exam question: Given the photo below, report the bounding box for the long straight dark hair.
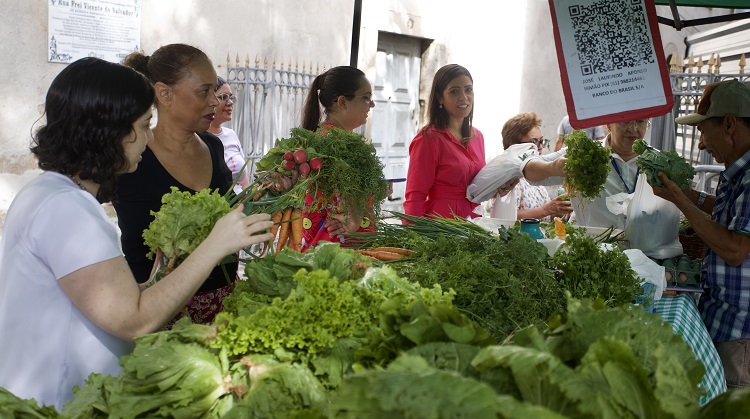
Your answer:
[423,64,474,141]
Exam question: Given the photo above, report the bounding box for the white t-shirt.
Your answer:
[215,127,250,195]
[521,136,639,229]
[557,115,606,141]
[0,172,130,409]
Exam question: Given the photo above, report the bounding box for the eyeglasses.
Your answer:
[217,93,236,103]
[349,94,374,106]
[615,120,650,130]
[527,137,550,148]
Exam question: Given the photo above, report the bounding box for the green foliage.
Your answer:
[563,130,611,200]
[547,234,642,307]
[142,186,231,261]
[212,269,379,357]
[633,139,696,189]
[254,127,389,219]
[471,298,705,418]
[330,354,506,418]
[0,386,63,418]
[387,227,566,343]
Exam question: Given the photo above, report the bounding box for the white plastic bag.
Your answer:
[625,176,683,259]
[624,248,666,302]
[466,143,538,204]
[490,188,517,220]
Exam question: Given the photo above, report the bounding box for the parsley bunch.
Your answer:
[548,234,641,307]
[563,130,611,200]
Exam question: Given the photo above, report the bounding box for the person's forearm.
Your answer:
[133,242,226,336]
[673,192,749,266]
[517,206,549,220]
[684,188,715,215]
[523,159,565,182]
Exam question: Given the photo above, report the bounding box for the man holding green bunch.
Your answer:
[651,79,750,389]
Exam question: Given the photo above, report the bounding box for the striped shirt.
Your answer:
[699,149,750,342]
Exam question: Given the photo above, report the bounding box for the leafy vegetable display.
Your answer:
[633,139,696,189]
[563,130,611,200]
[548,233,642,306]
[0,386,62,418]
[253,127,389,221]
[142,187,231,277]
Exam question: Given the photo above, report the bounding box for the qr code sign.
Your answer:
[569,0,655,76]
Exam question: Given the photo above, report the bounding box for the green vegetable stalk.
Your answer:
[633,139,696,189]
[563,130,611,200]
[142,186,231,279]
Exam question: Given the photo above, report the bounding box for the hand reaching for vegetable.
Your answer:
[650,172,691,206]
[200,205,275,259]
[326,211,362,237]
[544,195,573,218]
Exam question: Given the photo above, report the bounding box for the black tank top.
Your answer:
[114,132,237,292]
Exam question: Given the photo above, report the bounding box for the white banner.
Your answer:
[48,0,141,64]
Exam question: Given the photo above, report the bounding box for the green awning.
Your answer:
[654,0,750,29]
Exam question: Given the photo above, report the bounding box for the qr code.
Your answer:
[569,0,655,76]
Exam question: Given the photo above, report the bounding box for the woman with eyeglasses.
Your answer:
[297,65,378,250]
[116,44,260,327]
[520,118,651,229]
[209,76,251,195]
[498,112,572,221]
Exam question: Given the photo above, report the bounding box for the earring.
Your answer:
[439,104,443,109]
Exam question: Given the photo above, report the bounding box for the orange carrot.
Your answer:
[270,211,284,238]
[275,207,293,253]
[368,247,414,256]
[355,249,404,261]
[289,209,303,251]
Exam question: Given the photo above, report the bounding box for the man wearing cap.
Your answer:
[651,79,750,388]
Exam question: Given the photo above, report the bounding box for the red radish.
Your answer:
[283,151,294,162]
[283,160,296,170]
[299,162,310,178]
[309,157,323,171]
[293,149,308,164]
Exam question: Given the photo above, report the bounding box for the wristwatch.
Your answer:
[697,191,707,207]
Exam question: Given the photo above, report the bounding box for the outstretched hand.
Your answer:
[204,205,275,257]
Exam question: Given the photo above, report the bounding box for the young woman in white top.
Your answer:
[0,57,273,409]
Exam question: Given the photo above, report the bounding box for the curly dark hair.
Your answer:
[30,57,154,203]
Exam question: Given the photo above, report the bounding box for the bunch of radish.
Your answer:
[281,148,323,179]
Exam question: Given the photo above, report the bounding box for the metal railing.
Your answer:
[224,55,321,178]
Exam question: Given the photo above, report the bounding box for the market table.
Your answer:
[654,292,726,406]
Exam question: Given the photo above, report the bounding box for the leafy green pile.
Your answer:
[254,127,389,219]
[633,139,696,189]
[0,386,62,418]
[563,130,611,200]
[548,234,642,307]
[142,186,231,274]
[370,217,566,343]
[470,298,706,418]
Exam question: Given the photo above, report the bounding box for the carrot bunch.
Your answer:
[268,207,304,254]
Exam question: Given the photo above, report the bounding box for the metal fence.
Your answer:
[667,53,748,165]
[224,55,321,178]
[662,53,748,192]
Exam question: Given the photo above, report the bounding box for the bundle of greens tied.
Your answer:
[562,129,611,200]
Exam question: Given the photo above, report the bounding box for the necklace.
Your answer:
[69,175,87,191]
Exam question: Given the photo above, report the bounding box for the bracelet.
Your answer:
[697,191,707,207]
